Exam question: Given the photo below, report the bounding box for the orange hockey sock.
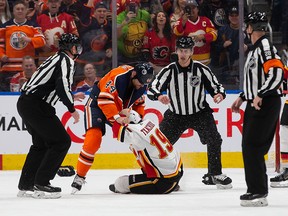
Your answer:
[76,128,102,177]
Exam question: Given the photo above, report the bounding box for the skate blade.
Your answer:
[270,182,288,188]
[17,190,34,198]
[216,183,233,189]
[240,198,268,207]
[71,188,80,195]
[32,191,61,199]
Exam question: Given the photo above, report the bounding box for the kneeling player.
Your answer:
[110,110,183,194]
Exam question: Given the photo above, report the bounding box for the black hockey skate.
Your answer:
[240,193,268,207]
[202,174,232,189]
[32,184,61,199]
[270,168,288,188]
[71,174,86,194]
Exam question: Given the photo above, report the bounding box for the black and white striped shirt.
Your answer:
[147,60,225,115]
[242,36,283,100]
[21,51,76,112]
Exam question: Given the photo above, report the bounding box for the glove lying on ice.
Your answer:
[57,165,76,177]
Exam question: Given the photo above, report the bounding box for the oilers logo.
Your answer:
[190,76,200,87]
[10,32,28,50]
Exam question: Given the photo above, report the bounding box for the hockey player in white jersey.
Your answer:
[110,110,183,194]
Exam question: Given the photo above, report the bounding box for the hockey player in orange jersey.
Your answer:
[71,62,155,194]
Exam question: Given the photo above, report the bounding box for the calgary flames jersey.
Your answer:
[113,119,183,178]
[37,12,78,53]
[174,16,217,65]
[0,19,45,72]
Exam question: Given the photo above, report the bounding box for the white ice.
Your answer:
[0,168,287,216]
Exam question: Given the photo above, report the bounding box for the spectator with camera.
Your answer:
[117,0,150,66]
[173,0,217,65]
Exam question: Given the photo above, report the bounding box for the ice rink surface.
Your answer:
[0,168,287,216]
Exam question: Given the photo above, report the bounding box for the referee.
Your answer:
[17,33,82,199]
[231,12,284,207]
[147,36,232,189]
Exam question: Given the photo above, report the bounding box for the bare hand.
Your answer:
[116,116,130,125]
[71,110,80,124]
[231,97,243,113]
[213,93,224,104]
[253,96,262,110]
[158,95,170,105]
[74,92,85,102]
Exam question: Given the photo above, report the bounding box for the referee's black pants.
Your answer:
[17,95,71,189]
[160,109,223,175]
[242,97,281,195]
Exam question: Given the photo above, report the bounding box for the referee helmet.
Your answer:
[176,36,195,49]
[244,11,268,31]
[59,33,82,55]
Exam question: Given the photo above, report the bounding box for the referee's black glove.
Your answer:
[57,165,76,177]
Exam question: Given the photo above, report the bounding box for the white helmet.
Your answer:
[129,110,142,124]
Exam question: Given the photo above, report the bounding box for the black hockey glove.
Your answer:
[57,165,76,177]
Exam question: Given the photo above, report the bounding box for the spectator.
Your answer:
[24,0,45,22]
[117,0,150,65]
[71,63,154,194]
[74,63,99,92]
[37,0,79,63]
[76,1,112,79]
[10,55,36,92]
[173,0,217,65]
[0,0,46,92]
[199,0,228,30]
[170,0,187,29]
[139,0,163,20]
[0,0,12,25]
[142,10,175,74]
[212,5,249,85]
[110,109,183,194]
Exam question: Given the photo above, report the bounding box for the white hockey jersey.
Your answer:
[113,119,182,178]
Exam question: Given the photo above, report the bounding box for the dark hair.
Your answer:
[153,11,172,40]
[13,0,26,8]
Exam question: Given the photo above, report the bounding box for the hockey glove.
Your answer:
[57,165,76,177]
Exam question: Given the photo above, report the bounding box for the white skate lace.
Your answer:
[74,176,86,186]
[214,175,227,181]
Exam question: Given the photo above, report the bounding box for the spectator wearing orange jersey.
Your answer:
[0,0,45,91]
[74,63,99,92]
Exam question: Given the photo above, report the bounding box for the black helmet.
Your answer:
[244,12,268,31]
[134,63,154,85]
[59,33,82,54]
[176,36,194,49]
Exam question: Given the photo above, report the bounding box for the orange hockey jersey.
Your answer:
[0,19,45,73]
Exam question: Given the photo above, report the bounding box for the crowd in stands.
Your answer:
[0,0,287,92]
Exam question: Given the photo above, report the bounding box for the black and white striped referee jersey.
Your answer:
[21,52,76,112]
[242,36,283,101]
[147,60,225,115]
